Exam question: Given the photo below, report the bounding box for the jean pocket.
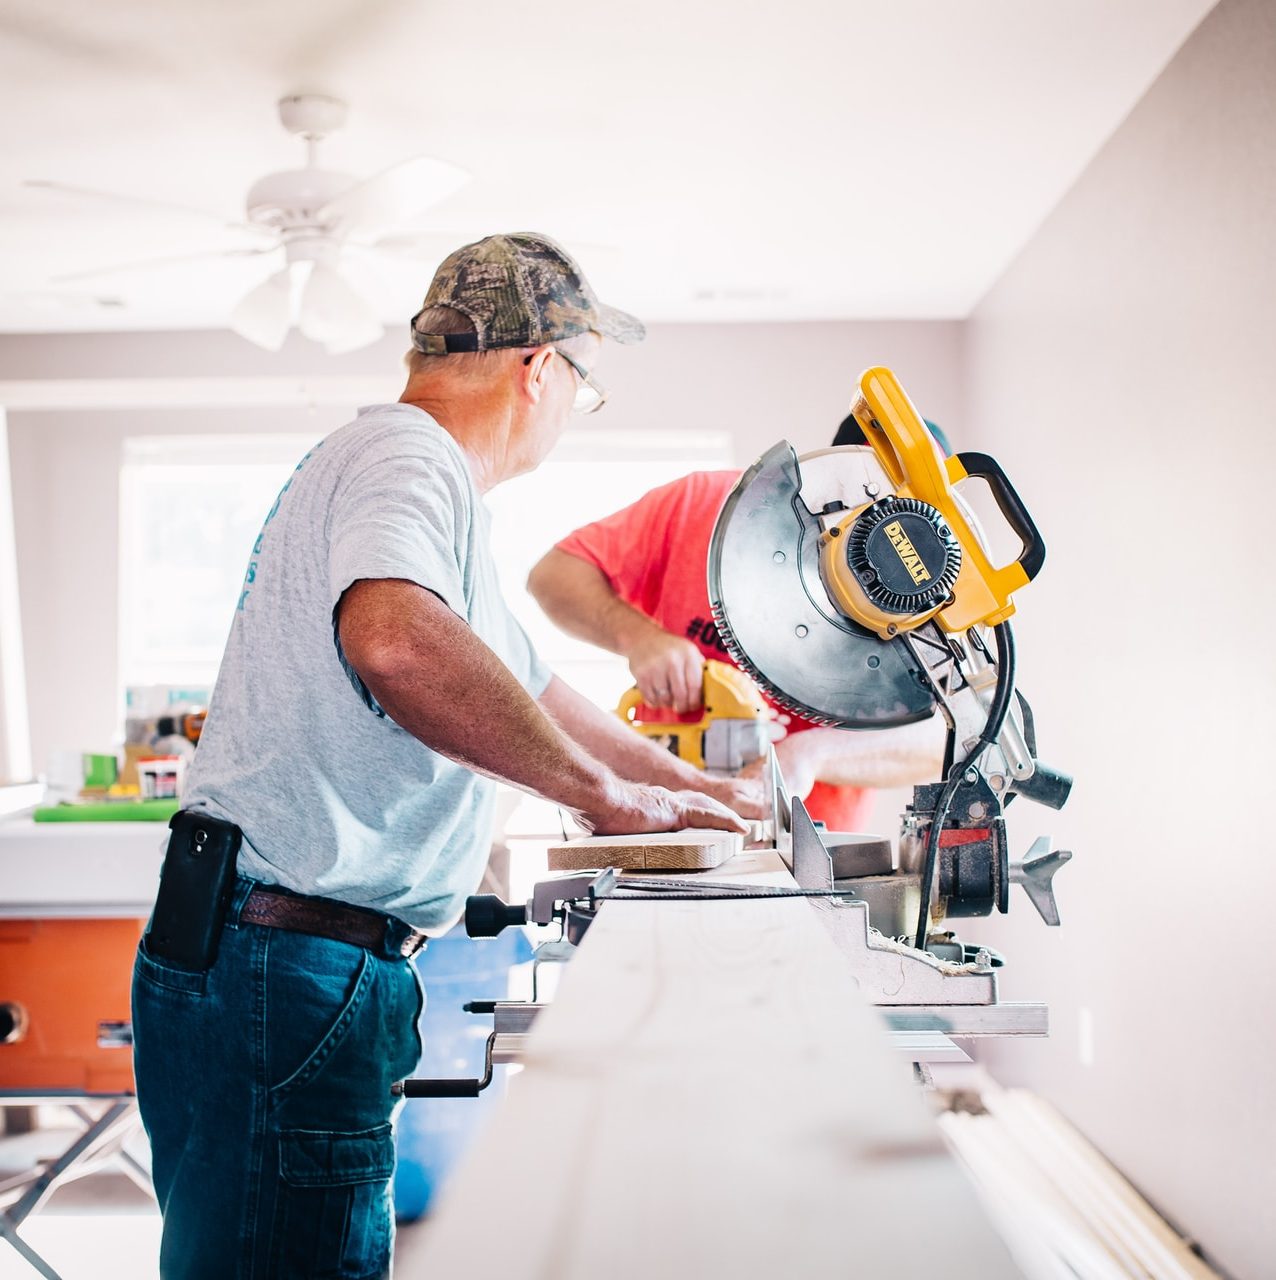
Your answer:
[268,937,374,1100]
[273,1124,395,1280]
[132,937,208,996]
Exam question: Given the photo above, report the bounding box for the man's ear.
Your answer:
[520,346,555,405]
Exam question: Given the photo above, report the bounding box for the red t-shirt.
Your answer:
[555,470,872,831]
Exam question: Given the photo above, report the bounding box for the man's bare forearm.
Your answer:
[528,548,706,711]
[782,718,947,790]
[526,548,663,658]
[338,579,618,815]
[339,580,748,836]
[540,674,705,790]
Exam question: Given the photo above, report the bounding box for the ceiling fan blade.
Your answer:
[51,247,276,285]
[229,267,295,352]
[24,180,273,239]
[297,262,384,354]
[316,156,470,234]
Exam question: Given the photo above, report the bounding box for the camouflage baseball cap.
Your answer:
[410,232,645,354]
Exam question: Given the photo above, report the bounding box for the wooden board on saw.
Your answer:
[546,829,744,872]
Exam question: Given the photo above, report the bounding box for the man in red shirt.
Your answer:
[528,417,948,831]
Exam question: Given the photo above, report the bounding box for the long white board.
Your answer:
[411,849,1017,1278]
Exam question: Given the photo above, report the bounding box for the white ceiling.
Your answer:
[0,0,1215,336]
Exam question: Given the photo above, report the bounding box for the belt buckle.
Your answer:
[399,930,427,959]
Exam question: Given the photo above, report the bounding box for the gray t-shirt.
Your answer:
[184,403,550,931]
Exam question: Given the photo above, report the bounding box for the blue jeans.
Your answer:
[132,877,424,1280]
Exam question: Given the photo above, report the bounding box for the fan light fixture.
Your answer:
[28,94,470,355]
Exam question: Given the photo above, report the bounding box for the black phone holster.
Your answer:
[144,810,243,971]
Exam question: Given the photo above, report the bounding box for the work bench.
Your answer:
[0,816,160,1096]
[0,817,164,920]
[411,847,1018,1278]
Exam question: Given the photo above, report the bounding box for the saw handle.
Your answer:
[954,452,1046,582]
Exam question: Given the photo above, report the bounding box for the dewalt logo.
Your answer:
[883,520,932,586]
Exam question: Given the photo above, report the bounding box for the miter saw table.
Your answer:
[395,768,1060,1100]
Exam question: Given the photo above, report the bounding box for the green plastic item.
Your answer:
[33,798,180,823]
[81,752,119,790]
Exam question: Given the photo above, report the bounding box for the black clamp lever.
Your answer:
[391,1031,498,1099]
[390,869,618,1099]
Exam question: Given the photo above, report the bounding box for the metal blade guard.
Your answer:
[707,441,935,729]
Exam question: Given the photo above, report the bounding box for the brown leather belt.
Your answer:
[241,885,428,959]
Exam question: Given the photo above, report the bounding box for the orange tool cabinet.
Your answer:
[0,816,165,1095]
[0,917,145,1093]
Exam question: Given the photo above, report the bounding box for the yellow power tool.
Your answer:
[616,659,771,772]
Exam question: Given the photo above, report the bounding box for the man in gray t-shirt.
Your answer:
[132,233,758,1280]
[185,406,551,932]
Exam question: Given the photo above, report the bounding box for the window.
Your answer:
[119,435,320,691]
[121,428,731,693]
[118,427,733,857]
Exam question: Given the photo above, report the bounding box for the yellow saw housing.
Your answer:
[818,367,1045,640]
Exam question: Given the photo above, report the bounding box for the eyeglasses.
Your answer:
[524,346,608,414]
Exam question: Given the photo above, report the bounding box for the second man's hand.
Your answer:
[694,772,768,822]
[627,630,705,714]
[527,551,707,714]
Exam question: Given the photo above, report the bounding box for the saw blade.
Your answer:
[707,441,937,729]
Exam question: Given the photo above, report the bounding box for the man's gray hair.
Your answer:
[406,306,496,378]
[405,305,597,381]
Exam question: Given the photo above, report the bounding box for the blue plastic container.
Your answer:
[393,926,533,1221]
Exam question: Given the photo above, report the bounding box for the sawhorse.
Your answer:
[0,1095,152,1279]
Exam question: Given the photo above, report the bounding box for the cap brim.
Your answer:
[593,302,646,345]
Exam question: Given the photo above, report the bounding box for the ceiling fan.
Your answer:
[27,94,470,354]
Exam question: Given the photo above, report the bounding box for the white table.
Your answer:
[0,818,164,918]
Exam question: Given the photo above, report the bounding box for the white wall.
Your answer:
[963,1,1274,1275]
[0,320,963,775]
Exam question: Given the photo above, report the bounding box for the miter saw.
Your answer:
[393,367,1073,1096]
[708,365,1072,961]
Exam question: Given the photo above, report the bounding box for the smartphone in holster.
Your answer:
[144,810,242,971]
